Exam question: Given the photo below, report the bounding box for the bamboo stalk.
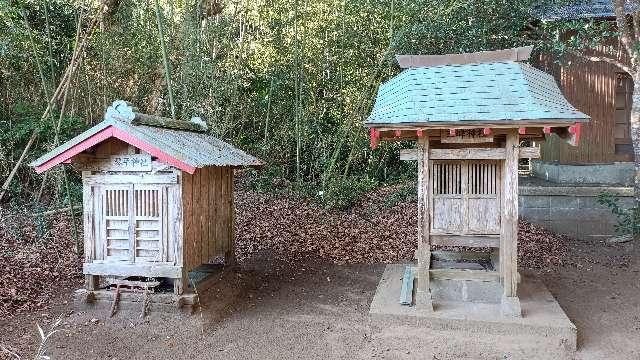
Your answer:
[36,10,85,203]
[263,77,274,151]
[0,5,103,203]
[44,0,55,89]
[61,165,80,253]
[154,0,177,120]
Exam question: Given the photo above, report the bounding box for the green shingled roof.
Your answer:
[366,61,589,127]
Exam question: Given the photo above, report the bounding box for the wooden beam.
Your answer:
[429,269,500,282]
[132,113,207,132]
[430,234,500,248]
[400,149,419,161]
[431,250,492,263]
[431,148,506,160]
[83,262,182,278]
[395,46,533,68]
[82,174,178,185]
[519,146,540,159]
[400,147,539,161]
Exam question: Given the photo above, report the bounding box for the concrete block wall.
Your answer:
[518,184,634,242]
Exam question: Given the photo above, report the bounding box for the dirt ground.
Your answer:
[1,237,639,360]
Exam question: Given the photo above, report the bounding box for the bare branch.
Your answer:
[569,50,635,75]
[633,11,640,42]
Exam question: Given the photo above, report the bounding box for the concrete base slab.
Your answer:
[369,264,576,354]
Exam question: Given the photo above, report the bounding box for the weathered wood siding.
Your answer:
[181,166,234,273]
[537,38,633,164]
[82,139,182,267]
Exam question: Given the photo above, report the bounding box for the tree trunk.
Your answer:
[631,72,640,205]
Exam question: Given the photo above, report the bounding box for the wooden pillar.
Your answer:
[174,270,188,295]
[416,137,433,311]
[82,172,100,291]
[500,129,521,317]
[85,275,99,291]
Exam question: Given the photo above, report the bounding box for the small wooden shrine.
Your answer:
[366,47,589,316]
[31,100,263,312]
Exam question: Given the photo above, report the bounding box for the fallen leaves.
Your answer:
[1,182,570,318]
[0,209,83,319]
[235,183,570,270]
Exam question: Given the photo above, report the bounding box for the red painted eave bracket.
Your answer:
[568,123,582,147]
[370,128,379,150]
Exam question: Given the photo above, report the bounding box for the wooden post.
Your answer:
[416,137,433,311]
[500,129,521,317]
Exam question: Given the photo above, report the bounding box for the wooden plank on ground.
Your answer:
[399,266,415,305]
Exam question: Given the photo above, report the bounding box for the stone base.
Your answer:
[531,160,633,186]
[369,264,577,355]
[501,294,522,317]
[519,176,633,241]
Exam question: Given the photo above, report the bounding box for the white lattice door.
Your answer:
[102,185,133,262]
[101,184,165,263]
[133,186,164,262]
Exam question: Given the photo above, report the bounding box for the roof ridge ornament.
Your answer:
[395,46,534,68]
[104,99,136,123]
[104,100,208,132]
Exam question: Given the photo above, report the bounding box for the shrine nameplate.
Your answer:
[77,154,152,172]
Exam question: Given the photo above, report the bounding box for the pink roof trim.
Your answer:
[34,125,197,174]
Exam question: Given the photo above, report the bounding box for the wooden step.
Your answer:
[429,268,499,282]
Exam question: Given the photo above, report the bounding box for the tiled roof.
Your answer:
[366,61,589,127]
[537,0,638,21]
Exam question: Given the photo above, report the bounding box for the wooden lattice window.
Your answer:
[433,162,463,195]
[430,160,501,235]
[104,186,132,261]
[134,187,163,262]
[101,184,165,263]
[467,162,498,195]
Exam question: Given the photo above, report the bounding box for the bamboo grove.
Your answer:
[1,0,548,209]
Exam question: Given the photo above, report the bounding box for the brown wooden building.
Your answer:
[535,1,635,184]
